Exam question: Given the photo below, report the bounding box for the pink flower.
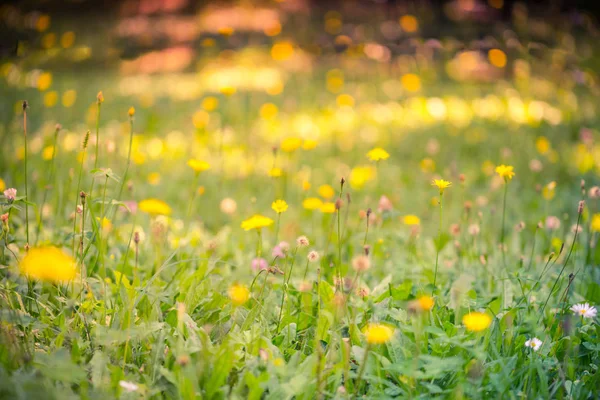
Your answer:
[272,245,286,259]
[545,216,561,230]
[378,195,393,212]
[3,188,17,202]
[251,258,268,272]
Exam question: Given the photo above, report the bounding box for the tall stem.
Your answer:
[36,126,59,243]
[432,192,443,293]
[23,104,29,245]
[117,116,134,202]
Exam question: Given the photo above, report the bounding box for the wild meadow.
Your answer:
[0,1,600,398]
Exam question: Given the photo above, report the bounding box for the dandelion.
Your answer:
[403,215,420,225]
[228,284,250,306]
[302,197,323,210]
[187,159,211,173]
[524,337,542,351]
[3,188,17,202]
[128,107,135,117]
[495,164,515,181]
[367,147,390,162]
[320,202,336,213]
[139,199,172,216]
[271,199,288,214]
[318,184,335,199]
[416,295,435,311]
[431,179,451,194]
[462,311,492,332]
[364,323,394,344]
[570,303,597,319]
[296,235,309,247]
[20,246,77,283]
[280,137,302,153]
[241,214,274,231]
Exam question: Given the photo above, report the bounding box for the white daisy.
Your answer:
[570,303,597,319]
[524,337,542,351]
[119,380,139,392]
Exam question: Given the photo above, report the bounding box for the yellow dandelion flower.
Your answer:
[187,159,211,173]
[271,199,288,214]
[228,284,250,306]
[241,214,274,231]
[281,137,303,153]
[42,146,55,160]
[128,107,135,117]
[591,214,600,232]
[302,197,323,211]
[147,172,161,185]
[20,246,76,283]
[536,136,550,155]
[139,199,172,216]
[364,323,394,344]
[495,164,515,181]
[320,202,336,213]
[350,165,375,189]
[318,184,335,199]
[0,178,5,192]
[268,167,283,178]
[417,295,434,311]
[462,312,492,332]
[302,180,311,191]
[403,215,421,225]
[432,179,452,194]
[302,139,317,150]
[367,147,390,162]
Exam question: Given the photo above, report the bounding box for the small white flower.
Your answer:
[524,337,542,351]
[296,235,309,247]
[570,303,597,319]
[119,380,139,392]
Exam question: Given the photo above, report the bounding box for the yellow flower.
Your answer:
[20,246,77,283]
[320,202,336,213]
[403,215,420,225]
[128,107,135,117]
[302,197,323,210]
[318,184,335,199]
[302,139,317,150]
[271,199,288,214]
[147,172,161,185]
[228,284,250,306]
[281,137,302,153]
[241,214,274,231]
[139,199,172,216]
[302,180,311,191]
[187,159,210,173]
[417,295,434,311]
[495,164,515,181]
[350,165,375,189]
[268,167,283,178]
[364,323,394,344]
[367,147,390,162]
[0,178,5,192]
[591,213,600,232]
[535,136,550,155]
[432,179,452,194]
[462,312,492,332]
[542,181,556,200]
[42,146,55,160]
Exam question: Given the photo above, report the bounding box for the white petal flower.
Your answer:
[570,303,597,319]
[119,380,139,392]
[524,337,542,351]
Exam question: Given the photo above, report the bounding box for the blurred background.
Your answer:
[1,0,600,185]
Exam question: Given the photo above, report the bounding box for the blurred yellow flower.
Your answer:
[271,199,288,214]
[399,15,418,32]
[269,167,283,177]
[318,184,335,199]
[432,179,452,193]
[281,137,302,153]
[241,214,274,231]
[542,181,556,200]
[202,96,219,111]
[228,284,250,306]
[147,172,161,185]
[20,246,76,283]
[42,146,55,160]
[302,139,317,150]
[302,180,311,191]
[488,49,507,68]
[417,295,435,311]
[367,147,390,162]
[350,166,375,189]
[495,164,515,181]
[0,178,5,192]
[364,323,394,344]
[302,197,323,210]
[128,107,135,117]
[536,136,550,155]
[403,215,420,225]
[187,159,211,173]
[419,158,435,173]
[592,214,600,232]
[139,199,172,216]
[320,202,336,213]
[401,73,421,92]
[462,312,492,332]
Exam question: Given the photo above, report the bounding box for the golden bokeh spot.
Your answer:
[41,33,56,49]
[37,72,52,91]
[36,15,50,32]
[488,49,507,68]
[62,90,77,108]
[399,15,419,33]
[260,103,278,120]
[271,41,294,61]
[61,31,75,48]
[401,73,421,92]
